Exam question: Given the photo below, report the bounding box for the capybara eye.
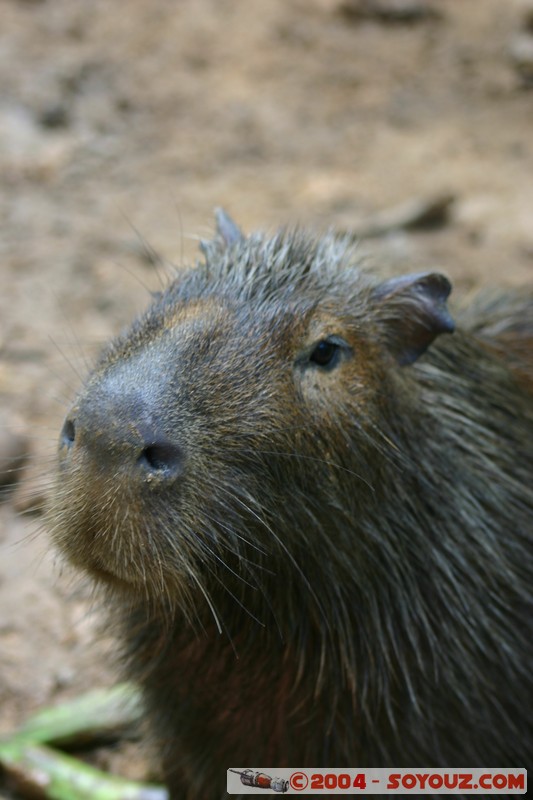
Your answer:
[309,339,342,369]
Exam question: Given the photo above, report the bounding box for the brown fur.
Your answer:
[49,217,533,799]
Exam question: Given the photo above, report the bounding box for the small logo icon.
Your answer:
[229,769,289,793]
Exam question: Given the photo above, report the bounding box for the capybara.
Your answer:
[50,211,533,798]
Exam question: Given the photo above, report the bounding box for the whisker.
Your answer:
[47,335,85,387]
[234,446,375,492]
[187,567,223,635]
[121,213,172,292]
[209,568,265,628]
[216,483,327,622]
[200,503,271,558]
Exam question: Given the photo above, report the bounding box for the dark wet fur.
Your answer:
[49,225,533,799]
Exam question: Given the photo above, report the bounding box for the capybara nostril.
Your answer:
[137,440,185,478]
[59,417,76,451]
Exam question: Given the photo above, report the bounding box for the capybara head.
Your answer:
[51,211,454,623]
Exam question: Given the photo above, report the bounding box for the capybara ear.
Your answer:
[214,207,243,248]
[372,272,455,366]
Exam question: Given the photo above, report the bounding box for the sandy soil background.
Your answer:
[1,0,532,792]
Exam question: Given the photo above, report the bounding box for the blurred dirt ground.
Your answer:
[0,0,532,791]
